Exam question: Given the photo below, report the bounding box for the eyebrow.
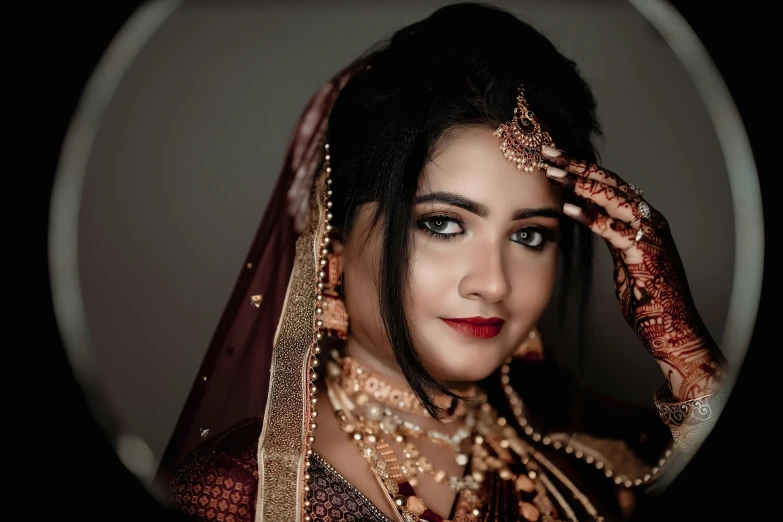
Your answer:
[415,191,562,221]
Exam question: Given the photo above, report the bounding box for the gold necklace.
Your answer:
[339,355,477,422]
[324,353,550,522]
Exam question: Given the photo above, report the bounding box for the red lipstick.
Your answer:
[441,317,505,339]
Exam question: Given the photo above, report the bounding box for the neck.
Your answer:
[342,334,479,433]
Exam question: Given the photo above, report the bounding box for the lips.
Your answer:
[441,317,505,339]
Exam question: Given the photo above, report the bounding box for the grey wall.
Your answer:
[77,0,735,467]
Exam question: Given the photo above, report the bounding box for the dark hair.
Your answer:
[328,3,599,419]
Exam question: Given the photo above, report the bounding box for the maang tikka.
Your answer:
[493,85,554,172]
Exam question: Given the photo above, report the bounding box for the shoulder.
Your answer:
[167,417,263,522]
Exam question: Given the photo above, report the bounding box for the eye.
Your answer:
[423,217,462,235]
[417,215,465,238]
[511,228,545,248]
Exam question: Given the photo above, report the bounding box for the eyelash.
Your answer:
[415,214,556,251]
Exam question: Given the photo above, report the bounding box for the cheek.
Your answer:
[406,244,459,314]
[508,249,558,315]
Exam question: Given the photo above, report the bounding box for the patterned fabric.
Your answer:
[168,418,392,522]
[308,454,393,522]
[168,419,260,522]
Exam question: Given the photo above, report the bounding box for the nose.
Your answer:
[457,243,512,303]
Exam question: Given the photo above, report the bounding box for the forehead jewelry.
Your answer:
[493,85,554,172]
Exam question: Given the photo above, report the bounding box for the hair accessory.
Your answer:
[493,85,554,172]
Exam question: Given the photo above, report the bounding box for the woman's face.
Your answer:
[343,125,562,384]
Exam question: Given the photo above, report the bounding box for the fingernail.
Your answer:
[546,165,567,179]
[541,145,561,158]
[562,203,581,217]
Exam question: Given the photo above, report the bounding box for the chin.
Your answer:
[422,344,509,385]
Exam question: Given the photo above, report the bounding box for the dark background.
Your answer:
[38,1,771,520]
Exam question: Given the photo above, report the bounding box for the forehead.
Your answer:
[419,125,560,208]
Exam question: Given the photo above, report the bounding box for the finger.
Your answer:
[546,172,645,229]
[562,201,642,251]
[541,145,627,190]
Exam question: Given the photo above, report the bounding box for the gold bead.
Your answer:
[311,411,318,418]
[305,517,311,522]
[310,372,318,381]
[497,417,507,426]
[304,501,311,508]
[472,508,481,517]
[406,496,426,515]
[314,346,322,354]
[308,436,315,443]
[310,384,318,394]
[311,422,317,430]
[316,319,324,327]
[304,485,310,492]
[311,358,320,368]
[312,398,318,405]
[325,155,330,160]
[515,474,535,493]
[519,501,540,521]
[393,494,407,508]
[305,473,311,481]
[527,470,537,479]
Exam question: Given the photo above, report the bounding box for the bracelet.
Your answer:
[653,385,724,426]
[653,384,725,453]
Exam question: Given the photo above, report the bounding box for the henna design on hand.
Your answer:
[544,147,729,400]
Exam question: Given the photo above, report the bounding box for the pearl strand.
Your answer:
[303,142,333,521]
[500,359,673,488]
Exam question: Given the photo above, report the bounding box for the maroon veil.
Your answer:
[156,58,369,481]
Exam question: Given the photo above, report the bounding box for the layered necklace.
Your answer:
[323,351,562,522]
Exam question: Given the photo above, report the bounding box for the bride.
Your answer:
[156,4,728,521]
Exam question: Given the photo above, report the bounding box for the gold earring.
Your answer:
[514,328,544,361]
[320,251,349,339]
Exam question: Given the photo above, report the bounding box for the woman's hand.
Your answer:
[540,145,728,401]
